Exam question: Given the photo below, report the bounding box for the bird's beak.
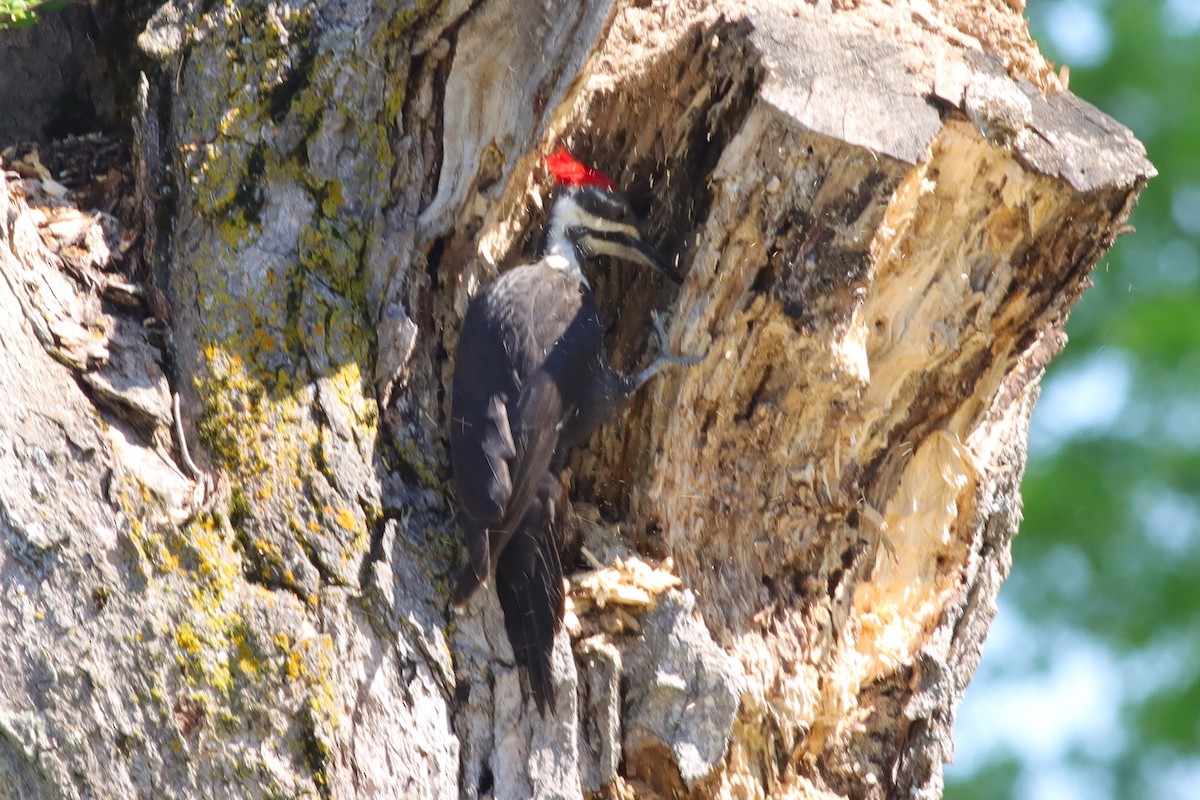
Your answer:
[622,234,685,284]
[581,230,685,284]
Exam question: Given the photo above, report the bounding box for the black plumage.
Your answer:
[448,177,697,714]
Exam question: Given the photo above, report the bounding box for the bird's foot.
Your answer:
[629,311,707,390]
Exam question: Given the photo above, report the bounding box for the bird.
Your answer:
[448,149,700,714]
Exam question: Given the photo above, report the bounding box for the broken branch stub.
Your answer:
[540,1,1153,796]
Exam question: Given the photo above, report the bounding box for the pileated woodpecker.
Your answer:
[449,150,698,714]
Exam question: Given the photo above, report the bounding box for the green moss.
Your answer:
[284,632,337,799]
[111,477,185,577]
[0,1,65,29]
[395,435,441,489]
[230,487,252,529]
[179,1,316,220]
[298,212,369,301]
[196,345,273,476]
[268,34,317,124]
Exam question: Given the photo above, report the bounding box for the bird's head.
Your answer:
[541,149,683,284]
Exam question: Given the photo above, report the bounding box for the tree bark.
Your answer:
[0,1,1152,799]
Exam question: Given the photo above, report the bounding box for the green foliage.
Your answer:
[948,2,1200,799]
[0,0,70,29]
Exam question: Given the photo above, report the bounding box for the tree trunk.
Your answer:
[0,1,1152,799]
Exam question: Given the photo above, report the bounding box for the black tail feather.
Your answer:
[495,525,565,715]
[451,520,490,607]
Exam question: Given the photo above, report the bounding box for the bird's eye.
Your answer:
[618,198,636,223]
[605,194,638,227]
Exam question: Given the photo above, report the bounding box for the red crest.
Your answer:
[545,148,618,191]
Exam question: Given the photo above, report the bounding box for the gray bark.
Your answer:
[0,1,1152,799]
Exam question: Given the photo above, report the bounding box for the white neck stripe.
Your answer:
[543,252,589,287]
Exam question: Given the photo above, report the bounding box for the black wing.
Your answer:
[449,265,599,603]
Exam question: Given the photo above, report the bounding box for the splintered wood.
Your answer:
[568,555,682,637]
[543,2,1153,797]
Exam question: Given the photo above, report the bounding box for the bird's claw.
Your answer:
[650,310,706,367]
[626,311,707,392]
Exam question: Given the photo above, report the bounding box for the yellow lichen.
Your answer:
[332,506,356,532]
[176,623,204,656]
[285,649,305,682]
